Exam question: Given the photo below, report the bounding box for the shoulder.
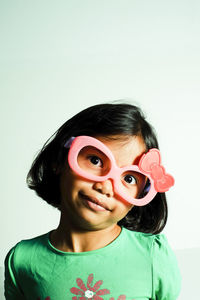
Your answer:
[150,233,182,299]
[122,228,181,299]
[5,232,50,269]
[122,227,176,253]
[122,227,158,252]
[150,233,180,269]
[123,228,180,272]
[9,231,49,254]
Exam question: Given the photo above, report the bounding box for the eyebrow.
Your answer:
[81,147,106,157]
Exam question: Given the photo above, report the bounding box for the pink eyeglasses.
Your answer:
[64,136,174,206]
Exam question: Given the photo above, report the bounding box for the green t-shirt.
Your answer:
[4,227,181,300]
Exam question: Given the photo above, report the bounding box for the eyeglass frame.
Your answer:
[64,135,174,206]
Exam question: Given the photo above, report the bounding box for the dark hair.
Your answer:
[26,103,168,234]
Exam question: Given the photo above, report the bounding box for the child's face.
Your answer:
[59,135,146,231]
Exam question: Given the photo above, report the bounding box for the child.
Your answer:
[4,103,181,300]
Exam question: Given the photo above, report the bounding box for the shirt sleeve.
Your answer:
[151,234,182,300]
[4,247,25,300]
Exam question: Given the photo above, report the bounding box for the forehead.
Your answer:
[94,135,146,167]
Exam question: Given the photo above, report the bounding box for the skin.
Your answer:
[50,135,146,253]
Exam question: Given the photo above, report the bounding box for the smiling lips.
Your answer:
[79,192,110,211]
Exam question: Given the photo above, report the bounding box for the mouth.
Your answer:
[79,192,110,212]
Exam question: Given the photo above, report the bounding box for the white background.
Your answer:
[0,0,200,287]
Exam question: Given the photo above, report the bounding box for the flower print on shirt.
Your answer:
[70,273,110,299]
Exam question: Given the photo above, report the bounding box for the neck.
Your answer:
[50,216,121,252]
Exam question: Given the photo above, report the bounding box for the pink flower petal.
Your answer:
[70,287,84,295]
[96,289,110,295]
[87,274,94,285]
[76,278,87,292]
[93,295,103,300]
[87,273,94,290]
[93,280,103,291]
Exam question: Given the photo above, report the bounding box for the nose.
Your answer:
[93,179,114,198]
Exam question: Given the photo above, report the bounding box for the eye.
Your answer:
[88,155,103,167]
[123,174,137,185]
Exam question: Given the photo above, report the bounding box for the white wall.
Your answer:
[1,0,200,268]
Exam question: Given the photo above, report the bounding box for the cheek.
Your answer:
[116,199,134,215]
[64,172,93,197]
[114,193,134,210]
[122,200,134,214]
[113,203,134,222]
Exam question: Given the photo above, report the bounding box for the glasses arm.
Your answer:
[64,137,76,149]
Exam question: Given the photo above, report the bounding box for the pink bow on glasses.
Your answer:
[139,149,175,193]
